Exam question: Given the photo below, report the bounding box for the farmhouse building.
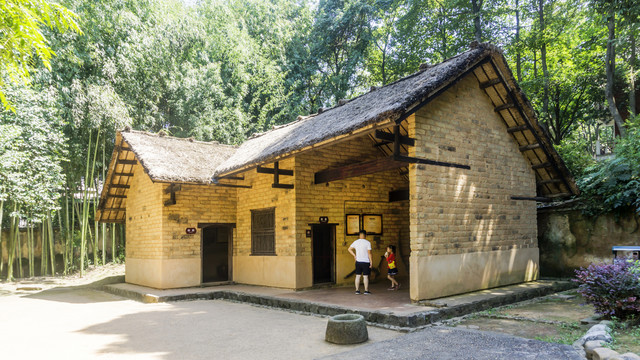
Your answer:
[98,43,578,301]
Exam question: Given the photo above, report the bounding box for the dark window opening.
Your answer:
[251,208,275,255]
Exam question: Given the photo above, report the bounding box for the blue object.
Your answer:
[612,246,640,258]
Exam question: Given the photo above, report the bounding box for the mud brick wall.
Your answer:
[408,74,538,257]
[126,163,164,259]
[162,184,236,260]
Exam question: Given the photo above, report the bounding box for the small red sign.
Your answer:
[186,228,196,234]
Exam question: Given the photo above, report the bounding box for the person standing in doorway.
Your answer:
[348,230,373,295]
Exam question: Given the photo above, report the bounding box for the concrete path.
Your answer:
[0,287,398,360]
[104,280,575,328]
[0,286,585,359]
[322,326,584,360]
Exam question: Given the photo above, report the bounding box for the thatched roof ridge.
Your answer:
[213,44,498,177]
[122,130,236,184]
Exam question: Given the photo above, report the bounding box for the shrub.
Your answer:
[574,259,640,319]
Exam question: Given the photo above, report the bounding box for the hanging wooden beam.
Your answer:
[374,140,393,148]
[110,184,130,189]
[389,189,410,202]
[374,129,415,146]
[494,103,516,112]
[256,165,293,176]
[510,196,551,202]
[480,78,501,89]
[537,178,562,185]
[216,183,252,189]
[118,159,138,165]
[519,143,541,152]
[394,154,470,170]
[164,183,182,194]
[506,124,529,133]
[532,162,552,170]
[259,161,294,189]
[315,156,408,184]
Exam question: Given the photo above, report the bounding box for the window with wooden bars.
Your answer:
[251,208,275,255]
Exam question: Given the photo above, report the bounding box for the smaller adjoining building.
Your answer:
[98,43,578,301]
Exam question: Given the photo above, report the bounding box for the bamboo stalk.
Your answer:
[111,223,116,263]
[40,222,47,276]
[47,212,55,275]
[80,130,93,276]
[27,220,33,277]
[7,203,17,280]
[17,220,23,278]
[0,199,4,274]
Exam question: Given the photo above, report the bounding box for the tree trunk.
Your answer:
[16,221,22,278]
[538,0,550,120]
[111,223,116,263]
[630,27,637,117]
[605,9,627,136]
[515,0,522,82]
[472,0,483,43]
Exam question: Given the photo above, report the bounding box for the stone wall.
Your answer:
[408,74,539,300]
[538,206,640,277]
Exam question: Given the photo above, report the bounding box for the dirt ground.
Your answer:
[453,291,640,355]
[0,279,400,359]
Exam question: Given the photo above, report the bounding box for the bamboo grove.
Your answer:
[1,0,640,280]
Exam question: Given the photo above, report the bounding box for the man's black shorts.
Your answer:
[355,261,371,276]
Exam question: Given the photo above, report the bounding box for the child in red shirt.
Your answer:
[385,245,400,290]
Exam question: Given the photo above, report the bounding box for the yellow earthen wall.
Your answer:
[233,157,297,288]
[295,136,410,288]
[407,73,538,299]
[125,163,164,260]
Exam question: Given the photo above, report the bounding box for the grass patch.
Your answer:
[534,322,583,345]
[606,320,640,355]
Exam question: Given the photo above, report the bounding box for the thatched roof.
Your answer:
[214,44,495,177]
[122,130,236,184]
[96,130,236,223]
[213,42,578,198]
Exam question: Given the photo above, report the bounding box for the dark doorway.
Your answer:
[312,224,335,285]
[202,225,231,283]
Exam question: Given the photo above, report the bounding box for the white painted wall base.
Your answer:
[125,257,200,289]
[409,248,539,301]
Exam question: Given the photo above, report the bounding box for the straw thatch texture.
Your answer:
[122,130,236,184]
[214,45,494,177]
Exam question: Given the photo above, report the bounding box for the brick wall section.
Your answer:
[126,163,163,259]
[408,74,537,257]
[162,184,236,259]
[295,135,410,281]
[235,157,296,257]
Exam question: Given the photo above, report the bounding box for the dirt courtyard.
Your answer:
[0,286,400,360]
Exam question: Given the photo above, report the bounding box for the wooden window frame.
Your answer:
[251,207,276,255]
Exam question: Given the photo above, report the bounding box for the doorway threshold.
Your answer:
[200,281,233,288]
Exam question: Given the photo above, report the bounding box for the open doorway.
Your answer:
[312,224,336,285]
[201,225,233,283]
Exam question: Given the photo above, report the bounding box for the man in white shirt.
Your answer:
[348,230,373,295]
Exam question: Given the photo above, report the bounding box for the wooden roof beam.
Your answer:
[118,159,137,165]
[507,124,529,133]
[532,162,552,170]
[519,143,541,152]
[494,103,516,112]
[537,178,562,185]
[479,78,501,89]
[114,172,134,177]
[374,130,415,146]
[315,156,408,184]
